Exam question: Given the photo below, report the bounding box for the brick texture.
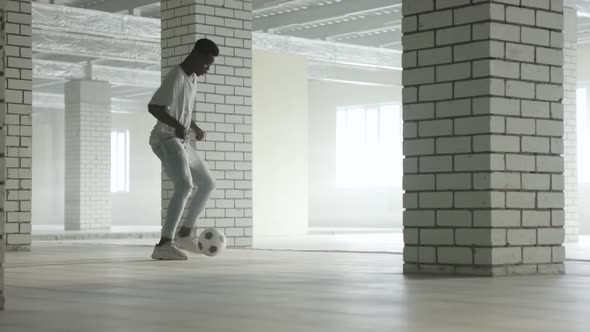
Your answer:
[0,0,6,309]
[64,80,112,230]
[160,0,253,247]
[563,7,578,242]
[4,0,31,252]
[402,0,565,276]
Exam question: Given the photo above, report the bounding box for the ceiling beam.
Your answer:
[253,32,401,70]
[254,0,401,31]
[33,59,161,88]
[328,28,401,47]
[33,3,159,42]
[32,28,160,64]
[80,0,158,13]
[272,12,400,40]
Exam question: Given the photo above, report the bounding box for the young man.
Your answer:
[148,39,219,260]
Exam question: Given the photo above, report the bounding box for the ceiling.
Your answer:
[28,0,590,112]
[31,0,590,51]
[28,0,408,51]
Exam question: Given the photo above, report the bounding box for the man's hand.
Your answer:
[175,126,187,140]
[193,126,205,141]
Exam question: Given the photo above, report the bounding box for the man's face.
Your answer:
[194,53,215,77]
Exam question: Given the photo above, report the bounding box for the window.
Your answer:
[336,103,403,188]
[111,130,130,193]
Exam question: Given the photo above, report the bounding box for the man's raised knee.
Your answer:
[175,178,194,196]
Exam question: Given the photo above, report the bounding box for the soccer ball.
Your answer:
[198,228,226,257]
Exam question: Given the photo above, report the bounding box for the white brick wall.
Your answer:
[1,0,6,310]
[403,0,565,276]
[160,0,252,247]
[64,80,112,230]
[4,0,31,251]
[563,7,578,242]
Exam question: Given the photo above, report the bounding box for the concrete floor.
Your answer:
[1,242,590,331]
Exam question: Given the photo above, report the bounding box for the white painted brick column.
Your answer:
[4,0,31,251]
[0,0,7,310]
[160,0,253,247]
[64,80,112,230]
[563,7,578,242]
[402,0,565,276]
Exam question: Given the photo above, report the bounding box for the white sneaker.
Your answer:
[151,242,188,260]
[175,230,202,254]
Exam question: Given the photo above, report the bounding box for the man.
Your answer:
[148,39,219,260]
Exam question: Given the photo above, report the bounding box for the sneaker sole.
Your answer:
[151,256,188,260]
[151,252,188,260]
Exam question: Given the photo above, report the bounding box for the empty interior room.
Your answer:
[1,0,590,331]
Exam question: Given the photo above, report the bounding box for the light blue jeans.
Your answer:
[151,138,215,239]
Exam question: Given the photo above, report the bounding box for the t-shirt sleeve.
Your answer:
[149,68,182,111]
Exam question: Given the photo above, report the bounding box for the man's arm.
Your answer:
[148,104,186,139]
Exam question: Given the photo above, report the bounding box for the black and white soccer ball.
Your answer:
[198,228,226,257]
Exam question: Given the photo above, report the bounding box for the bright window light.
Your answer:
[111,130,130,193]
[336,103,403,188]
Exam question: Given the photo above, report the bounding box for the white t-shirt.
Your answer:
[149,65,197,146]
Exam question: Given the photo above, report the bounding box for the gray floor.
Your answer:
[1,242,590,332]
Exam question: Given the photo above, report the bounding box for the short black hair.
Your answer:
[193,38,219,57]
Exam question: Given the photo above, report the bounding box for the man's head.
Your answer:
[187,39,219,76]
